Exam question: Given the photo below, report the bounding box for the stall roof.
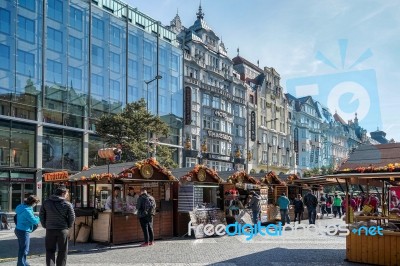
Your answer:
[293,176,346,186]
[69,162,134,181]
[218,171,236,181]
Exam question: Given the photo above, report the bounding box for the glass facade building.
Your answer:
[0,0,183,211]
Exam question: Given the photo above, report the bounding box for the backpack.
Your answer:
[142,195,156,217]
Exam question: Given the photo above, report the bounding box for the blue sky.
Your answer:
[127,0,400,141]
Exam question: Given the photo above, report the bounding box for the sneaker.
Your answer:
[140,242,149,247]
[149,242,154,246]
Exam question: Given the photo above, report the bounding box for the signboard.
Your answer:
[207,154,232,162]
[11,172,35,182]
[185,87,192,125]
[43,171,69,182]
[214,110,233,123]
[250,111,256,141]
[207,130,232,142]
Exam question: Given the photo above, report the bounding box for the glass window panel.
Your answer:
[47,27,63,53]
[128,59,138,79]
[92,45,104,67]
[46,59,63,84]
[128,85,139,103]
[69,6,83,31]
[18,15,35,43]
[18,0,35,11]
[128,33,138,54]
[68,66,82,92]
[48,0,63,23]
[110,25,120,47]
[144,41,152,60]
[91,73,103,96]
[92,16,104,40]
[0,8,11,34]
[171,53,179,71]
[110,52,120,73]
[0,44,10,71]
[171,76,178,93]
[16,50,34,77]
[110,79,120,101]
[69,36,82,60]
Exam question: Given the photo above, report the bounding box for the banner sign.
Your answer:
[185,87,192,125]
[43,171,69,182]
[250,111,256,141]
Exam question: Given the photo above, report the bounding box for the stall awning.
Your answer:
[323,172,400,187]
[293,176,346,186]
[69,162,134,181]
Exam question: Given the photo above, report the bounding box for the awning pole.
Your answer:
[336,178,344,193]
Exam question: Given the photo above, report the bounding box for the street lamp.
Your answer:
[145,75,162,158]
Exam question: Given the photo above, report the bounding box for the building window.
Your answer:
[227,122,232,134]
[91,74,103,96]
[110,52,120,73]
[69,36,82,60]
[191,112,199,127]
[202,94,210,106]
[110,80,120,101]
[69,6,83,31]
[128,59,138,79]
[212,96,220,109]
[212,117,220,131]
[144,41,152,60]
[171,53,179,71]
[92,45,104,67]
[186,157,197,168]
[212,140,220,154]
[227,103,232,113]
[160,48,167,66]
[250,95,254,104]
[220,120,226,132]
[221,141,226,155]
[110,25,120,47]
[0,44,10,71]
[16,50,34,77]
[203,115,211,129]
[68,66,82,92]
[191,135,198,150]
[301,144,306,152]
[18,16,35,43]
[128,33,138,54]
[262,151,267,164]
[191,88,198,103]
[92,17,104,40]
[221,99,226,111]
[48,0,63,23]
[301,157,306,166]
[128,86,139,102]
[171,76,178,93]
[47,27,63,53]
[19,0,35,11]
[46,59,63,84]
[0,8,10,34]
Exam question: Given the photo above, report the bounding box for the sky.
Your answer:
[127,0,400,142]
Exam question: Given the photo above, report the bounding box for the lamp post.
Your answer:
[145,75,162,158]
[266,118,278,173]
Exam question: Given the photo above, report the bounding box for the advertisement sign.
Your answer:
[389,187,400,210]
[185,87,192,125]
[43,171,69,182]
[250,111,256,141]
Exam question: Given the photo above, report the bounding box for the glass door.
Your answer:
[11,184,22,210]
[0,183,9,211]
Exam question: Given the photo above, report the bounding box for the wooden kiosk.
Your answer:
[69,158,178,245]
[175,165,224,237]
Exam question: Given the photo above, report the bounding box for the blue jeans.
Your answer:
[15,229,30,266]
[252,210,259,224]
[308,206,317,224]
[280,209,291,225]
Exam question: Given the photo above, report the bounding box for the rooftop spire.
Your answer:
[196,1,204,19]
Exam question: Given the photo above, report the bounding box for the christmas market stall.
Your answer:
[331,143,400,265]
[174,165,225,238]
[68,158,178,245]
[221,171,268,225]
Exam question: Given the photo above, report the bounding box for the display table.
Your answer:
[93,210,173,244]
[354,215,387,226]
[346,231,400,265]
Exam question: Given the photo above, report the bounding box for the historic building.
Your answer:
[168,5,248,171]
[233,56,291,174]
[0,0,183,211]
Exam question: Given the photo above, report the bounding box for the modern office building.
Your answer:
[0,0,183,211]
[169,6,248,171]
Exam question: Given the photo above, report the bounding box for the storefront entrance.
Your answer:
[0,172,36,212]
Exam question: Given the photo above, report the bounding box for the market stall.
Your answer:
[69,158,178,245]
[175,165,224,237]
[224,171,268,224]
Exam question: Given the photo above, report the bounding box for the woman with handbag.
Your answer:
[15,195,40,266]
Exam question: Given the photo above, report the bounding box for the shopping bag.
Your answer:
[362,204,373,214]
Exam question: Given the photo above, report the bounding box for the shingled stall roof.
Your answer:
[172,165,223,184]
[69,162,134,182]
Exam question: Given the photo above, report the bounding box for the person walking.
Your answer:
[303,191,318,224]
[277,193,291,226]
[15,195,40,266]
[293,194,304,224]
[326,194,333,215]
[248,191,261,225]
[137,188,156,247]
[333,193,342,218]
[40,185,75,266]
[319,194,327,218]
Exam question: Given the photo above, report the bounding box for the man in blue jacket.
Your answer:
[277,193,291,226]
[40,185,75,266]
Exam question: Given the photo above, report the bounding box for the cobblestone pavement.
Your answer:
[0,217,366,265]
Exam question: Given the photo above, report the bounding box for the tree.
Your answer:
[95,99,177,167]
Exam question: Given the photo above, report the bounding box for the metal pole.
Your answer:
[156,21,160,116]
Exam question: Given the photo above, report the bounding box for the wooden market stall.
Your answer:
[221,170,268,224]
[327,143,400,265]
[174,165,224,237]
[69,158,178,245]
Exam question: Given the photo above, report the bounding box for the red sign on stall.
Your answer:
[43,171,69,182]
